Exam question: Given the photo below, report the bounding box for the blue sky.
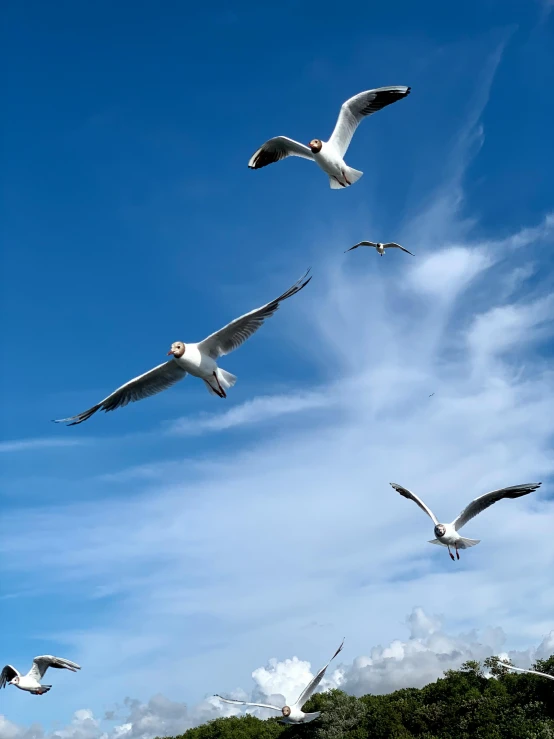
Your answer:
[1,0,554,736]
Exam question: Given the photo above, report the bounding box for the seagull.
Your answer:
[500,663,554,682]
[248,86,410,189]
[215,639,344,724]
[0,656,81,695]
[391,482,542,561]
[54,270,312,425]
[345,241,414,256]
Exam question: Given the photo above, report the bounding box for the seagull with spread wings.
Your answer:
[1,655,81,695]
[345,240,414,256]
[215,639,344,724]
[54,270,311,425]
[391,482,542,560]
[248,86,410,189]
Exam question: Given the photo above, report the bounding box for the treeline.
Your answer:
[168,655,554,739]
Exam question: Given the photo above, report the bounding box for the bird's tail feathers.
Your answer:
[217,368,237,389]
[345,166,363,184]
[458,537,480,549]
[329,176,346,189]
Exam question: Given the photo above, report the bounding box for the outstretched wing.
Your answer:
[501,664,554,682]
[198,270,312,360]
[452,482,541,531]
[215,695,282,711]
[384,242,415,256]
[344,241,377,253]
[248,137,314,169]
[53,360,188,426]
[294,638,344,709]
[0,665,20,688]
[328,86,411,157]
[390,483,439,525]
[28,655,81,681]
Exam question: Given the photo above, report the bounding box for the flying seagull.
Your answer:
[0,656,81,695]
[500,663,554,682]
[345,241,414,256]
[54,270,312,425]
[215,639,344,724]
[248,86,410,189]
[390,482,541,560]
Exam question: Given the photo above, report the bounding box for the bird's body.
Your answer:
[345,241,414,256]
[391,482,541,560]
[1,656,81,696]
[248,86,410,189]
[54,270,311,425]
[216,639,344,724]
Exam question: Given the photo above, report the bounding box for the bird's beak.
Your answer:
[167,350,173,356]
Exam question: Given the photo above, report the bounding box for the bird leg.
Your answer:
[334,176,346,188]
[341,170,351,185]
[456,545,460,561]
[448,546,455,561]
[213,372,227,398]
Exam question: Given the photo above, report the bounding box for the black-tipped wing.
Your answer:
[54,360,188,426]
[0,665,20,688]
[248,137,314,169]
[215,695,282,711]
[294,638,344,709]
[28,655,81,681]
[329,86,411,157]
[344,241,377,253]
[452,483,541,531]
[198,270,312,359]
[390,483,439,525]
[384,242,415,256]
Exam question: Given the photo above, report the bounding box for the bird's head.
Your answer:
[308,139,322,153]
[167,341,185,358]
[434,524,446,538]
[9,676,20,686]
[282,706,291,717]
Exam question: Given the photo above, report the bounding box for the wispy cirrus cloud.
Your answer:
[0,437,89,453]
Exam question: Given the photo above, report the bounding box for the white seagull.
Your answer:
[0,655,81,695]
[248,86,410,189]
[391,482,542,560]
[500,663,554,682]
[54,270,311,425]
[345,240,414,256]
[215,639,344,724]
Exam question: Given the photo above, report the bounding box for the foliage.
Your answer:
[169,655,554,739]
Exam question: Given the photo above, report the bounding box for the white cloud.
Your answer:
[0,438,87,453]
[168,389,332,435]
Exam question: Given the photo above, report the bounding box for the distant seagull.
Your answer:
[390,482,542,560]
[0,656,80,695]
[54,270,312,426]
[215,639,344,724]
[345,241,414,256]
[248,86,410,189]
[429,393,435,397]
[500,663,554,682]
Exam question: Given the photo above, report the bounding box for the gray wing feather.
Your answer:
[0,665,20,688]
[390,483,439,525]
[384,242,415,256]
[452,483,541,531]
[28,655,81,681]
[53,360,188,426]
[215,695,281,711]
[344,241,377,252]
[329,86,411,157]
[198,270,312,359]
[294,638,344,709]
[248,137,314,169]
[502,664,554,681]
